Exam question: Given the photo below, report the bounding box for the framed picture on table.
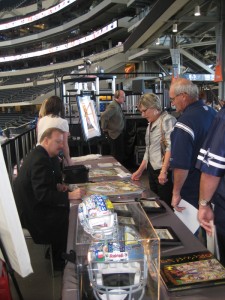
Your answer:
[114,204,132,217]
[77,180,144,197]
[137,198,166,213]
[154,226,182,246]
[77,95,101,141]
[118,216,135,225]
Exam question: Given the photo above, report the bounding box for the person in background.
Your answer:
[37,95,73,166]
[36,98,47,135]
[196,106,225,266]
[198,90,207,104]
[100,90,126,164]
[38,98,47,119]
[131,93,176,208]
[169,78,216,213]
[13,127,86,271]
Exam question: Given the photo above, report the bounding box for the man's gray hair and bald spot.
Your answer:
[172,78,199,100]
[138,93,162,111]
[114,90,124,99]
[40,127,64,143]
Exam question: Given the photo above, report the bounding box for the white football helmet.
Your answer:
[78,194,117,239]
[87,225,148,300]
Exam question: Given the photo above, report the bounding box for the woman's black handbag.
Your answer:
[63,165,89,184]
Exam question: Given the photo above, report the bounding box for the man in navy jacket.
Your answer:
[169,78,216,211]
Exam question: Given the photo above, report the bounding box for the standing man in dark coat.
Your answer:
[101,90,126,163]
[14,127,85,270]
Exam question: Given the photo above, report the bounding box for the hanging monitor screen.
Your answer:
[77,95,101,141]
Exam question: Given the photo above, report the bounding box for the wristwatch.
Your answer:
[199,199,211,207]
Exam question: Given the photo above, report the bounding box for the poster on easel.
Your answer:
[0,146,33,278]
[77,95,101,141]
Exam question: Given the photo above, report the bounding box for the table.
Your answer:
[62,155,225,300]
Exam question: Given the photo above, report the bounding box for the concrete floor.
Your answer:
[10,239,63,300]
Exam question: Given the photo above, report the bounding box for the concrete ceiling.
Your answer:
[124,0,219,75]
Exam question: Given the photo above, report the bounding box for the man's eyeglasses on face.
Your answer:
[170,92,186,102]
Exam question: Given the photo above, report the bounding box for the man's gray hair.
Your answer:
[172,78,199,99]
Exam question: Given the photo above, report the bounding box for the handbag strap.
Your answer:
[160,112,168,145]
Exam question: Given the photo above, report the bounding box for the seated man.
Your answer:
[13,127,86,270]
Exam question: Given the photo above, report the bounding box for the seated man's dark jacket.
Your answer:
[14,145,70,244]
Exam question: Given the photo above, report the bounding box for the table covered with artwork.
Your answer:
[62,155,225,300]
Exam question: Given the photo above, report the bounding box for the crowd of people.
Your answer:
[131,78,224,267]
[13,80,225,273]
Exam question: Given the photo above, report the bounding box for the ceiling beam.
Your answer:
[124,0,190,51]
[179,48,214,74]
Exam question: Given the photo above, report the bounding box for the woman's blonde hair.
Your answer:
[39,99,47,118]
[138,93,162,111]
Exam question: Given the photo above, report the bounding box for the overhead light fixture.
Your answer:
[156,38,160,45]
[172,23,178,33]
[194,5,201,16]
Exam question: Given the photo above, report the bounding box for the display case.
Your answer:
[75,201,160,300]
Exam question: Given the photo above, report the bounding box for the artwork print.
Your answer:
[154,226,181,246]
[155,228,173,240]
[161,251,225,291]
[89,168,119,178]
[89,167,130,179]
[141,200,160,208]
[77,95,101,141]
[114,204,132,217]
[138,198,165,213]
[77,180,143,196]
[114,204,129,212]
[118,216,135,225]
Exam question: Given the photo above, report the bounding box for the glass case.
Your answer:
[75,201,160,300]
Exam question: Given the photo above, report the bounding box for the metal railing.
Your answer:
[1,125,37,184]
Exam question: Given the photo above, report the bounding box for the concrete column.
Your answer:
[108,38,112,49]
[37,0,42,10]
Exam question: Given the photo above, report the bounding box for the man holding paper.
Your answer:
[196,106,225,266]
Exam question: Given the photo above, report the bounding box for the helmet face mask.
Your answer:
[78,195,148,299]
[87,225,148,300]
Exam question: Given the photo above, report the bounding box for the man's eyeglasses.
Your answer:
[170,92,186,102]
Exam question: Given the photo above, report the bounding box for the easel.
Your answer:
[0,236,24,300]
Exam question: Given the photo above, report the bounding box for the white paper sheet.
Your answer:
[71,154,102,162]
[97,163,114,168]
[207,221,220,260]
[114,167,131,178]
[0,146,33,277]
[174,199,199,234]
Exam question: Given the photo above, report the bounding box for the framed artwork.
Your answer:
[77,95,101,141]
[89,168,118,178]
[89,167,130,179]
[77,180,143,196]
[160,251,225,291]
[137,198,165,213]
[118,216,135,225]
[114,204,132,217]
[153,226,182,246]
